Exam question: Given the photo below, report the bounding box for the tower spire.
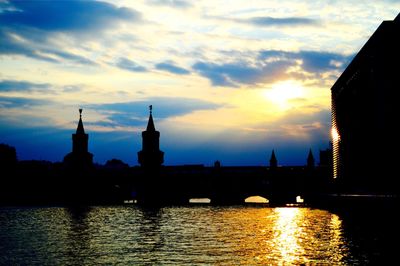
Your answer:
[76,108,85,134]
[270,149,278,168]
[307,148,315,168]
[146,105,155,131]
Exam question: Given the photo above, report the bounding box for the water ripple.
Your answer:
[0,206,395,265]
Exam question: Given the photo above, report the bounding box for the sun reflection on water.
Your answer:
[273,208,304,264]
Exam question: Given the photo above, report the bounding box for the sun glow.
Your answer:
[263,81,304,109]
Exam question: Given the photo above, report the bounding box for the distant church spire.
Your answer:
[270,149,278,168]
[307,148,315,169]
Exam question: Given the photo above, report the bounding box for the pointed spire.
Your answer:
[76,108,85,134]
[146,105,156,131]
[270,149,277,168]
[307,148,315,168]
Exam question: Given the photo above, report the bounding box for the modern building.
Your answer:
[63,109,93,168]
[331,13,400,194]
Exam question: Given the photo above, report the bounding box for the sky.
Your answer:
[0,0,399,166]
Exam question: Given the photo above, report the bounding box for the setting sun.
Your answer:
[263,81,304,109]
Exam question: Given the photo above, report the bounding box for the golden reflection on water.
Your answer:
[273,208,304,264]
[1,207,352,265]
[220,207,348,265]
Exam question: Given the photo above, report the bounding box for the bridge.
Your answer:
[128,164,331,206]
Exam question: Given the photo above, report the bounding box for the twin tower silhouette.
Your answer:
[63,106,309,169]
[63,106,165,169]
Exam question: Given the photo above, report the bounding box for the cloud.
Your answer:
[0,29,97,65]
[116,58,147,72]
[248,16,319,27]
[0,1,140,65]
[0,96,51,108]
[89,97,222,128]
[193,60,294,87]
[155,61,190,75]
[0,80,84,94]
[297,51,353,73]
[213,15,320,28]
[147,0,192,8]
[0,0,141,32]
[62,85,83,93]
[192,49,351,87]
[259,50,352,73]
[0,80,50,92]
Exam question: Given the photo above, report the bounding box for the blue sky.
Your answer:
[0,0,399,166]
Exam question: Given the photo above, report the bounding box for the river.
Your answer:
[0,206,398,265]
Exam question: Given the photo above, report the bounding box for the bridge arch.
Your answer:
[244,195,269,204]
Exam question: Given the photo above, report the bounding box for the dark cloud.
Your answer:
[147,0,192,8]
[0,80,50,92]
[259,50,352,73]
[0,96,51,108]
[89,97,222,128]
[0,0,141,32]
[248,16,319,27]
[0,29,97,65]
[116,58,147,72]
[214,15,320,28]
[0,80,84,94]
[0,29,55,62]
[156,61,191,75]
[297,51,353,73]
[192,49,352,87]
[192,60,294,87]
[0,1,140,65]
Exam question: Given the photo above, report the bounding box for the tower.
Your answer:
[307,149,315,169]
[138,105,164,168]
[64,109,93,168]
[269,149,278,169]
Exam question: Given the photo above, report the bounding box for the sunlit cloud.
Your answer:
[193,60,294,87]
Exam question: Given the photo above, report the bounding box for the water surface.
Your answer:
[0,206,397,265]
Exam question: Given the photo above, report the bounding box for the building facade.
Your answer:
[331,14,400,194]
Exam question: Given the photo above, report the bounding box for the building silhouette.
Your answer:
[138,105,164,168]
[63,109,93,169]
[307,149,315,169]
[331,13,400,194]
[269,149,278,169]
